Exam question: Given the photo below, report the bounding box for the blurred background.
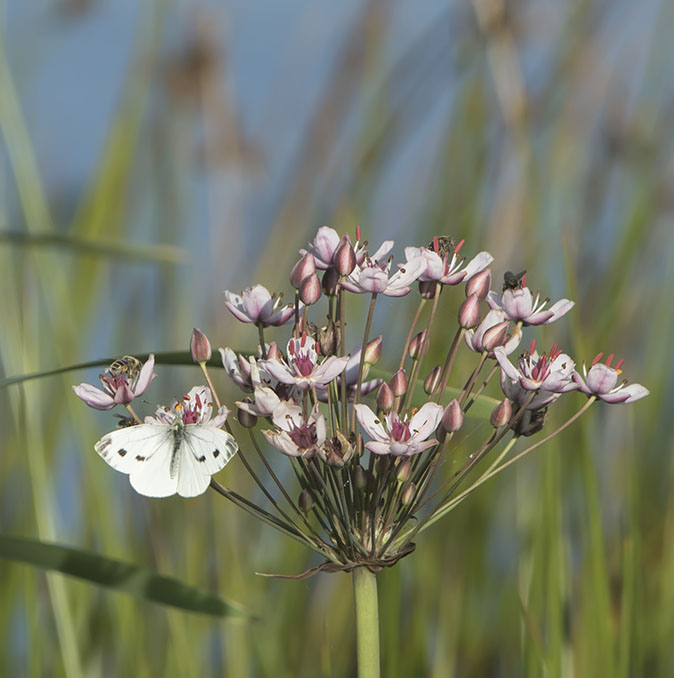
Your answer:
[1,0,673,675]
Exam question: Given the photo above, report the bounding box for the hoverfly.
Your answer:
[502,270,526,291]
[108,355,143,378]
[427,235,456,256]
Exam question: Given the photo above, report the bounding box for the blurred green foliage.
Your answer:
[1,1,673,676]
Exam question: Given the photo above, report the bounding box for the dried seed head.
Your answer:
[513,407,548,437]
[353,465,368,490]
[318,431,356,467]
[266,342,282,361]
[190,328,212,363]
[318,320,340,356]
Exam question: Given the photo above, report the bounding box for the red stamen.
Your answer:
[550,342,558,356]
[195,393,202,408]
[615,358,624,371]
[454,239,465,254]
[592,352,603,366]
[521,274,527,287]
[605,353,614,367]
[356,226,361,242]
[433,236,439,252]
[528,338,536,355]
[300,331,307,348]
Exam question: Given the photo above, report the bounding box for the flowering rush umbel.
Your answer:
[75,227,648,675]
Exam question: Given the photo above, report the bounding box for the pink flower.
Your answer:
[259,334,349,391]
[341,254,426,297]
[261,403,326,457]
[465,309,522,355]
[224,284,297,327]
[148,385,230,429]
[572,354,649,404]
[494,344,576,409]
[404,241,493,286]
[354,402,444,456]
[73,354,156,410]
[487,286,574,326]
[300,226,393,270]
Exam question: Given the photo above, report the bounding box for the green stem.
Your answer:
[353,567,380,678]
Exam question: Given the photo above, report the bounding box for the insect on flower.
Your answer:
[502,270,527,291]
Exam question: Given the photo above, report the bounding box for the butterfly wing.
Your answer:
[94,424,179,497]
[176,425,239,498]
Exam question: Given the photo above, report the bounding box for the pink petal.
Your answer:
[368,240,395,264]
[223,291,255,323]
[463,251,494,280]
[586,364,619,394]
[365,441,392,455]
[494,347,520,381]
[358,267,390,293]
[312,356,349,384]
[259,359,297,385]
[408,402,444,440]
[262,430,301,457]
[503,288,533,319]
[602,383,649,403]
[72,383,116,410]
[242,285,273,321]
[133,354,156,395]
[354,404,388,442]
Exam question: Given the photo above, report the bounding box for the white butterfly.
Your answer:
[94,386,238,498]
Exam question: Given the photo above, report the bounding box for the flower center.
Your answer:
[389,415,411,442]
[288,421,317,450]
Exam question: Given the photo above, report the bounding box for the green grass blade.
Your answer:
[0,535,251,619]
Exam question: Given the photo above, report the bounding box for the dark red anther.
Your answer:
[195,392,202,408]
[521,274,527,287]
[454,239,465,254]
[528,338,536,355]
[592,352,603,366]
[606,353,614,367]
[356,226,361,242]
[615,358,624,371]
[300,332,307,348]
[433,236,439,252]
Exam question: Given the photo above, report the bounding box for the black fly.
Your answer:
[502,270,526,291]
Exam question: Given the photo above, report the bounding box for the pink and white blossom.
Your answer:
[494,344,577,409]
[259,334,349,391]
[224,284,297,327]
[341,254,426,297]
[73,354,156,411]
[354,402,444,456]
[465,309,522,355]
[261,402,326,457]
[572,354,649,404]
[487,286,574,326]
[148,385,230,429]
[300,226,393,271]
[404,242,493,286]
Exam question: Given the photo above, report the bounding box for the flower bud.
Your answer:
[190,328,212,363]
[333,235,357,275]
[390,369,408,397]
[363,335,383,365]
[490,398,512,428]
[375,455,391,475]
[322,267,340,296]
[466,269,491,300]
[376,382,394,412]
[354,465,368,490]
[418,280,437,299]
[442,399,463,432]
[298,489,314,512]
[482,321,509,351]
[408,330,428,360]
[290,252,316,288]
[266,342,282,361]
[458,294,480,329]
[299,273,322,305]
[424,365,442,396]
[401,482,416,506]
[396,458,412,483]
[237,402,258,428]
